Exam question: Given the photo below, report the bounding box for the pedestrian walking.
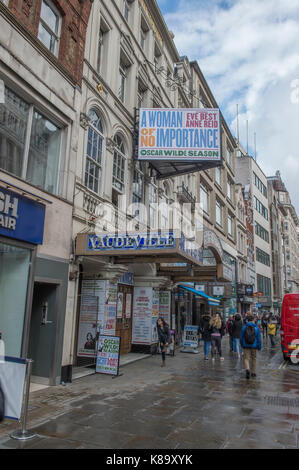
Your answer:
[261,314,268,339]
[157,317,171,367]
[232,313,243,358]
[240,313,262,379]
[226,315,234,352]
[267,314,277,347]
[210,312,225,361]
[200,312,212,360]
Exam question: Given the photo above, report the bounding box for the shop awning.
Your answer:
[178,284,221,307]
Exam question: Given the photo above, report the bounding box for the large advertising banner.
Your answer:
[132,287,153,345]
[138,108,221,162]
[96,336,121,376]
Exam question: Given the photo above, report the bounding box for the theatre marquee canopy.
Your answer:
[135,108,222,179]
[76,232,203,267]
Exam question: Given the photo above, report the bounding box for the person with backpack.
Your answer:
[267,314,277,347]
[240,313,262,379]
[210,313,225,361]
[157,317,171,367]
[200,312,212,360]
[231,313,243,358]
[226,315,234,352]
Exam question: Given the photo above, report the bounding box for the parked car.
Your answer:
[280,294,299,360]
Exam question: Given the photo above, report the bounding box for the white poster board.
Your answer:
[0,357,26,420]
[132,287,153,345]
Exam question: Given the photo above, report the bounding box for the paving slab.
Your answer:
[0,339,298,449]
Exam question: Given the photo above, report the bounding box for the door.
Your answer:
[28,282,59,384]
[115,285,133,355]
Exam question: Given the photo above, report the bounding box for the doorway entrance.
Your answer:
[28,281,60,385]
[115,285,133,355]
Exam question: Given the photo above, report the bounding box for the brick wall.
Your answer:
[6,0,93,85]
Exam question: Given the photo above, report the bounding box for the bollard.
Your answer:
[10,359,36,441]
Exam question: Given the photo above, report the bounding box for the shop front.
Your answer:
[75,232,199,357]
[74,230,233,361]
[0,183,45,359]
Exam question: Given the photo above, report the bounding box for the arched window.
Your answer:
[85,109,104,194]
[113,133,126,193]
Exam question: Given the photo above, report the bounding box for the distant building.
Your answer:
[268,171,299,297]
[235,145,273,312]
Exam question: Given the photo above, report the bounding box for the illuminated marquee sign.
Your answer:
[138,108,221,162]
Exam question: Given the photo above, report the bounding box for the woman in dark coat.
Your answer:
[157,317,171,367]
[200,313,212,360]
[232,313,243,357]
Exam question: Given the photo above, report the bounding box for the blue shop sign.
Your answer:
[0,187,45,245]
[87,232,175,252]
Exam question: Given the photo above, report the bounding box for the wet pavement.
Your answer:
[0,336,298,449]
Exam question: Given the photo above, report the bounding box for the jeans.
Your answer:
[211,336,222,358]
[204,340,211,357]
[233,338,240,354]
[160,343,166,361]
[229,335,233,351]
[269,335,275,347]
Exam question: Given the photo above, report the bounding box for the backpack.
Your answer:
[0,383,4,422]
[244,324,256,345]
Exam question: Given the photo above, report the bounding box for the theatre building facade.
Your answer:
[60,0,238,381]
[0,0,92,385]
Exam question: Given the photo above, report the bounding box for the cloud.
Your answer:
[160,0,299,211]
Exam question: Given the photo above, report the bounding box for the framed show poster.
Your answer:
[96,335,121,376]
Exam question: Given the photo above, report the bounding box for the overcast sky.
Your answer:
[157,0,299,212]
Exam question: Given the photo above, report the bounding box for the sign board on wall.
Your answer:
[104,283,117,335]
[96,336,120,376]
[77,295,98,358]
[138,108,221,162]
[159,291,171,324]
[77,280,117,358]
[0,186,45,244]
[132,287,153,345]
[125,293,132,319]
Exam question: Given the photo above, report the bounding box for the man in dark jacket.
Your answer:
[200,313,212,360]
[232,313,243,357]
[240,313,262,379]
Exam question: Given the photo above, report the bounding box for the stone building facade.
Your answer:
[0,0,92,385]
[63,0,239,380]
